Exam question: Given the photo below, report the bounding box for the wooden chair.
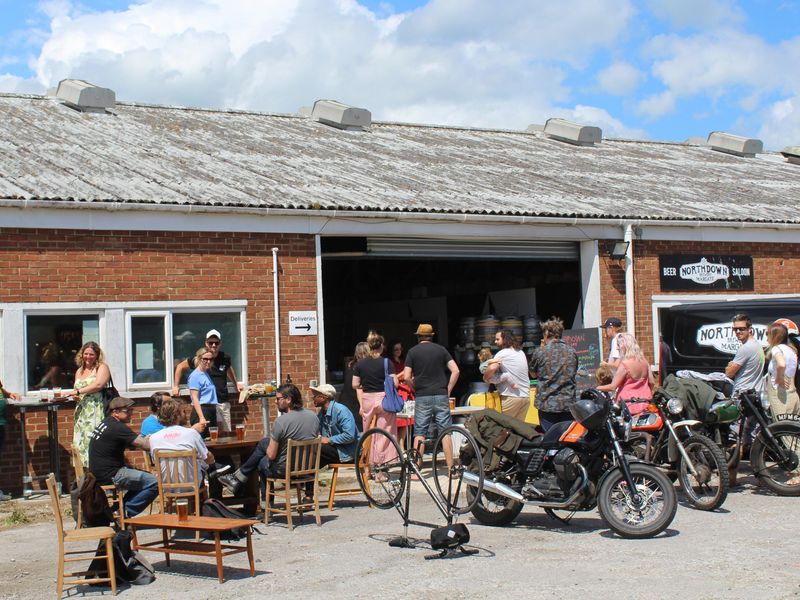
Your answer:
[71,447,125,528]
[140,450,161,514]
[327,415,376,510]
[152,448,203,517]
[265,438,322,530]
[46,473,117,597]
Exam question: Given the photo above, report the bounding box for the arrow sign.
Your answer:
[289,311,318,336]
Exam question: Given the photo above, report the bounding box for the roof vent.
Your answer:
[311,100,371,131]
[780,146,800,165]
[707,132,762,158]
[55,79,115,113]
[543,118,602,146]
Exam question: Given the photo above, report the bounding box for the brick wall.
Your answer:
[0,228,318,494]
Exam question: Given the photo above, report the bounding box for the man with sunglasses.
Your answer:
[725,313,765,393]
[173,329,243,432]
[88,396,158,518]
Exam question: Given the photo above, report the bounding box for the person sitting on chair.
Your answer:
[88,397,157,518]
[148,397,230,486]
[310,384,358,468]
[218,384,319,496]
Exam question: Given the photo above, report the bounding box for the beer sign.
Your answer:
[659,255,754,291]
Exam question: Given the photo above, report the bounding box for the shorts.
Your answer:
[414,394,452,438]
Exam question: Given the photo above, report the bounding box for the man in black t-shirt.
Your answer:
[88,396,157,518]
[172,329,243,430]
[402,323,459,468]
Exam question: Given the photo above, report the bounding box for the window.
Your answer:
[172,312,243,385]
[26,314,100,391]
[130,314,167,385]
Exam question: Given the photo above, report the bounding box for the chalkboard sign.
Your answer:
[562,327,603,391]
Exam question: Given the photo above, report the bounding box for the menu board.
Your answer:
[562,327,603,391]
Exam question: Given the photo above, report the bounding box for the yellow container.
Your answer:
[467,389,539,426]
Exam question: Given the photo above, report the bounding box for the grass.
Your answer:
[3,503,32,527]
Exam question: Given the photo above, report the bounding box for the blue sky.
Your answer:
[2,1,800,149]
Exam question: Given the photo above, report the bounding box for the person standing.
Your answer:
[339,341,369,432]
[387,339,406,376]
[172,329,242,432]
[188,347,218,435]
[528,317,578,432]
[353,331,399,463]
[483,329,530,421]
[599,317,623,369]
[765,322,800,419]
[596,332,655,404]
[88,397,157,518]
[0,380,20,501]
[402,324,460,466]
[69,342,112,468]
[725,313,765,393]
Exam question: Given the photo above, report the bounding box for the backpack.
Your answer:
[88,530,156,585]
[200,498,253,541]
[70,472,114,528]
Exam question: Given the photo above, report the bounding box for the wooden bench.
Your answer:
[125,513,256,583]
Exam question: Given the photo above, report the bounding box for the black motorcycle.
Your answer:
[464,390,677,539]
[701,387,800,496]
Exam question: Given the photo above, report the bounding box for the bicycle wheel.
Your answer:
[355,427,407,509]
[431,425,484,515]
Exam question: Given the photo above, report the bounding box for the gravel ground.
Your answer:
[1,467,798,600]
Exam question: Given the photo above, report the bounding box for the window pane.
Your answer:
[172,312,243,385]
[26,314,99,391]
[131,316,167,384]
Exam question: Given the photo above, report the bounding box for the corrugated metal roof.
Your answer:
[1,93,798,223]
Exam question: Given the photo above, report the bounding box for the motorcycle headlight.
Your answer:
[667,398,683,415]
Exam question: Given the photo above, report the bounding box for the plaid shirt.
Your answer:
[528,339,578,413]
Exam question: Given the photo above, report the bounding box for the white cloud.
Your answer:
[0,74,45,94]
[597,61,643,95]
[647,0,744,29]
[637,91,676,119]
[566,105,648,139]
[758,96,800,150]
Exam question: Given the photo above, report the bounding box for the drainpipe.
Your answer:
[262,246,280,437]
[624,224,635,335]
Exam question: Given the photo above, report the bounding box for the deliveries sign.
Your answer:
[660,255,754,291]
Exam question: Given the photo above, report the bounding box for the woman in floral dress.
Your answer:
[69,342,112,467]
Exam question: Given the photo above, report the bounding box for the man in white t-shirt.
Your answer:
[725,313,765,393]
[149,398,229,487]
[483,330,531,421]
[600,317,623,369]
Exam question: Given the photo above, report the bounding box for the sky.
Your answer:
[2,0,800,150]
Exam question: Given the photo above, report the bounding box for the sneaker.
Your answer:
[206,463,232,480]
[0,490,11,501]
[218,473,243,495]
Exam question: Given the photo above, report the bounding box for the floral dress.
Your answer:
[72,372,105,468]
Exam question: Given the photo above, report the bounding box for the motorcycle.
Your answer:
[625,389,728,511]
[464,389,677,539]
[700,386,800,496]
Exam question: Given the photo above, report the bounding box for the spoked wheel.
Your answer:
[750,423,800,496]
[677,434,729,511]
[597,463,677,539]
[355,427,407,509]
[431,425,484,515]
[467,475,524,526]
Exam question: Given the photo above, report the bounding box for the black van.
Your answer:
[659,297,800,376]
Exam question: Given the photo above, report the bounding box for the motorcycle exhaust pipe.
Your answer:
[538,465,590,509]
[462,471,525,502]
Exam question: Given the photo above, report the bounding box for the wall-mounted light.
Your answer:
[608,241,629,260]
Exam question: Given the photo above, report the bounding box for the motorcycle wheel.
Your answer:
[677,434,729,511]
[467,484,524,526]
[355,428,407,509]
[749,422,800,496]
[431,425,485,515]
[597,463,677,539]
[710,426,740,469]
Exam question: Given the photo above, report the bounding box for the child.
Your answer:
[595,364,614,387]
[0,379,21,501]
[478,348,519,390]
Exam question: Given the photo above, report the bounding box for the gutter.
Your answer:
[3,198,800,233]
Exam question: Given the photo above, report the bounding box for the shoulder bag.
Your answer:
[382,358,404,413]
[101,375,120,416]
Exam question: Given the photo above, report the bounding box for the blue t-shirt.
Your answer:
[140,414,164,436]
[188,369,218,405]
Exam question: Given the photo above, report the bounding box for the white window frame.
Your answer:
[126,310,171,391]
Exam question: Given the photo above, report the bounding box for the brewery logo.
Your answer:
[659,254,754,291]
[696,322,768,354]
[679,258,729,285]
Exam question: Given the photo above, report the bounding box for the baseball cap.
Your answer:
[603,317,622,328]
[414,323,435,336]
[309,383,337,398]
[108,397,135,410]
[205,329,222,340]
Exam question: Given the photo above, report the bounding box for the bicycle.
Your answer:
[355,424,486,557]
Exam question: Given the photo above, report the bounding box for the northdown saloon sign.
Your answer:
[659,255,754,291]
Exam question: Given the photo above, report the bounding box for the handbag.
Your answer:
[381,359,405,413]
[101,376,120,415]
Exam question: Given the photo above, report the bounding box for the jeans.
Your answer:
[414,394,452,438]
[112,467,159,518]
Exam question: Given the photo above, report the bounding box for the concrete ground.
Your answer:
[1,466,798,600]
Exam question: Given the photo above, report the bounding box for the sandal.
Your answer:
[787,475,800,486]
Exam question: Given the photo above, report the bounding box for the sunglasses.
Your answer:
[207,341,220,346]
[200,357,213,362]
[732,326,749,332]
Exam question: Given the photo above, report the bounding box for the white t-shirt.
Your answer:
[149,425,209,484]
[768,344,798,390]
[490,348,530,398]
[608,336,620,362]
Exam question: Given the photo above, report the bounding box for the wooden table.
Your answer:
[206,434,263,515]
[126,513,256,583]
